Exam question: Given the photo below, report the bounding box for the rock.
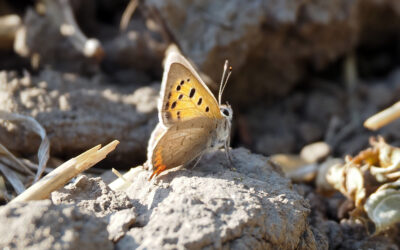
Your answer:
[255,133,296,155]
[107,208,137,242]
[102,26,166,84]
[0,70,158,165]
[298,122,323,144]
[300,141,331,163]
[16,6,100,73]
[365,83,394,108]
[147,0,400,105]
[305,91,345,127]
[247,105,298,155]
[0,200,113,250]
[269,154,317,182]
[51,176,132,217]
[116,148,321,249]
[146,0,361,105]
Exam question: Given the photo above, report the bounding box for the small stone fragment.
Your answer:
[300,141,331,163]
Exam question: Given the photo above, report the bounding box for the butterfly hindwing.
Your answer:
[150,117,216,179]
[160,54,223,127]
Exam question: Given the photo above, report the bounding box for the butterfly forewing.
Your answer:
[161,60,223,127]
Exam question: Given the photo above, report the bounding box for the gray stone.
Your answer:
[51,175,133,217]
[0,200,113,250]
[116,148,320,249]
[146,0,400,104]
[107,208,137,242]
[0,70,158,165]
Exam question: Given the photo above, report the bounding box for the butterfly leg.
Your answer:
[189,152,205,170]
[224,139,235,169]
[149,164,166,180]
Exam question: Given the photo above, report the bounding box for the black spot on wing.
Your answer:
[165,101,169,109]
[171,101,177,109]
[178,94,183,100]
[180,80,184,85]
[205,106,209,112]
[189,88,196,98]
[176,85,181,91]
[197,98,202,105]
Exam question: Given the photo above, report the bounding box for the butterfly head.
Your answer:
[212,103,232,152]
[220,104,233,122]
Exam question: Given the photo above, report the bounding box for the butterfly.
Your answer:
[146,52,233,180]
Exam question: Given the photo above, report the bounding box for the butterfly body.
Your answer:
[147,52,232,179]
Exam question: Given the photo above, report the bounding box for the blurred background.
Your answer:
[0,0,400,168]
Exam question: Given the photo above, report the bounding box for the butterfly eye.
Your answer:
[221,108,230,117]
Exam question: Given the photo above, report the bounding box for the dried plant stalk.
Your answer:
[364,101,400,130]
[45,0,104,60]
[0,15,21,49]
[109,167,138,192]
[0,110,50,182]
[120,0,139,30]
[10,140,119,203]
[0,162,25,194]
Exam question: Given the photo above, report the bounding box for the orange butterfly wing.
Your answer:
[159,54,223,127]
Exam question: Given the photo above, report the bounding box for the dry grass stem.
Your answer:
[10,140,119,203]
[0,162,25,194]
[364,101,400,130]
[45,0,104,61]
[0,110,50,182]
[120,0,139,31]
[109,167,138,192]
[0,15,21,49]
[0,143,34,176]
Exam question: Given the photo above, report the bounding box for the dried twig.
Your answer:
[120,0,139,31]
[109,167,137,192]
[45,0,104,61]
[0,144,33,176]
[364,101,400,130]
[344,52,360,122]
[10,140,119,203]
[0,15,21,50]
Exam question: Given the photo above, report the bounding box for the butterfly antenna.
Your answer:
[219,60,232,105]
[220,65,232,102]
[219,60,229,105]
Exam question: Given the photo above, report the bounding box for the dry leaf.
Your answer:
[320,136,400,232]
[364,180,400,233]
